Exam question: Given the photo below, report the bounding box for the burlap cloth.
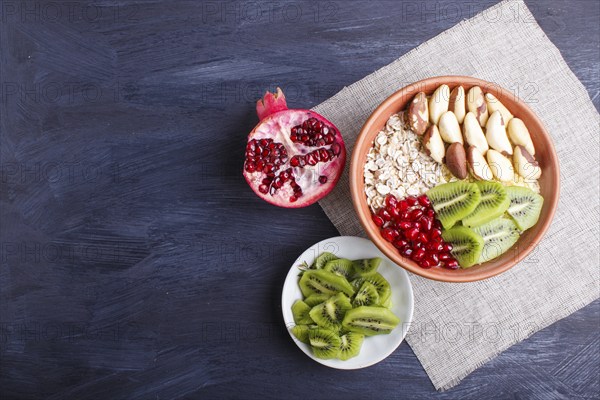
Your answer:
[314,0,600,391]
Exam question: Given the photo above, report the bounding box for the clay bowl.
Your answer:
[350,76,560,282]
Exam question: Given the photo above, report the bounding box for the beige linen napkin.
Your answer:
[315,0,600,391]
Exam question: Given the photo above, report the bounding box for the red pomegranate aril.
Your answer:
[420,259,433,268]
[413,221,422,231]
[378,209,392,222]
[430,228,442,240]
[259,184,268,194]
[439,252,453,262]
[289,195,297,202]
[409,209,424,221]
[389,207,401,219]
[306,154,318,166]
[398,200,409,212]
[331,143,341,156]
[382,228,397,242]
[412,248,426,261]
[433,220,443,230]
[290,156,300,167]
[421,217,433,232]
[400,247,413,258]
[406,196,418,207]
[398,221,412,231]
[426,209,435,218]
[319,149,329,161]
[417,194,431,207]
[394,239,408,249]
[442,243,453,252]
[319,175,328,184]
[372,215,384,227]
[417,232,429,244]
[445,260,459,269]
[406,227,420,241]
[245,163,255,172]
[385,195,398,209]
[428,253,439,265]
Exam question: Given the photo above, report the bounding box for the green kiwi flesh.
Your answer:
[342,306,401,336]
[505,186,544,231]
[299,269,354,298]
[309,328,341,359]
[427,181,481,229]
[338,332,365,360]
[473,218,521,264]
[441,226,484,268]
[323,258,355,280]
[462,181,510,228]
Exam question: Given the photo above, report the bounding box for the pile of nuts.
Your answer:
[406,84,541,185]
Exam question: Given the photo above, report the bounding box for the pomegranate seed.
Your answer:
[258,184,268,194]
[442,243,453,252]
[445,260,459,269]
[430,228,442,240]
[378,209,392,221]
[245,163,255,172]
[418,232,428,244]
[385,195,398,209]
[319,149,329,161]
[331,143,341,156]
[400,247,413,258]
[382,228,396,242]
[433,220,443,230]
[428,253,439,265]
[325,135,334,144]
[406,228,419,241]
[318,175,328,184]
[290,157,300,167]
[289,195,297,202]
[413,221,422,231]
[409,209,424,221]
[372,215,384,227]
[306,154,317,166]
[406,196,418,207]
[389,207,400,219]
[420,259,433,269]
[412,248,426,261]
[421,217,433,232]
[439,252,453,262]
[394,239,408,248]
[426,209,435,218]
[398,221,412,230]
[417,195,431,207]
[398,200,409,212]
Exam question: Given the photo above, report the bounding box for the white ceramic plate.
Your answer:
[281,236,414,369]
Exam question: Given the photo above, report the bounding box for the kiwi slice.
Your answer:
[292,300,314,325]
[342,306,400,336]
[379,296,392,309]
[304,294,331,307]
[473,218,520,264]
[299,269,355,298]
[442,226,484,268]
[311,252,338,269]
[505,186,544,231]
[352,257,381,278]
[309,292,352,332]
[427,181,481,229]
[462,181,510,228]
[338,332,365,361]
[351,273,391,305]
[352,281,380,307]
[291,325,311,344]
[323,258,354,280]
[309,328,341,359]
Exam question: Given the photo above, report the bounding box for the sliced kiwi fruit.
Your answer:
[505,186,544,231]
[304,294,331,307]
[342,306,401,336]
[309,328,341,359]
[441,226,484,268]
[351,273,391,305]
[299,269,354,298]
[351,257,381,278]
[338,332,365,361]
[462,181,510,228]
[427,181,481,229]
[323,258,354,280]
[291,325,311,344]
[309,292,352,332]
[379,295,392,309]
[291,300,314,325]
[311,252,338,269]
[473,218,520,264]
[352,281,380,307]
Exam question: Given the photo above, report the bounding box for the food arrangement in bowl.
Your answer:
[351,76,559,282]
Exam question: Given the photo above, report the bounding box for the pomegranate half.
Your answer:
[243,88,346,208]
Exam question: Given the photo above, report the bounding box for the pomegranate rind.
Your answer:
[256,87,288,120]
[243,109,346,208]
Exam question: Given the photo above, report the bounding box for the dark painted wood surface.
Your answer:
[1,0,598,399]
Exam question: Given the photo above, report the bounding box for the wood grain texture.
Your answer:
[0,0,598,399]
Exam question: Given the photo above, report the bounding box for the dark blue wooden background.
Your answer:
[1,0,598,399]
